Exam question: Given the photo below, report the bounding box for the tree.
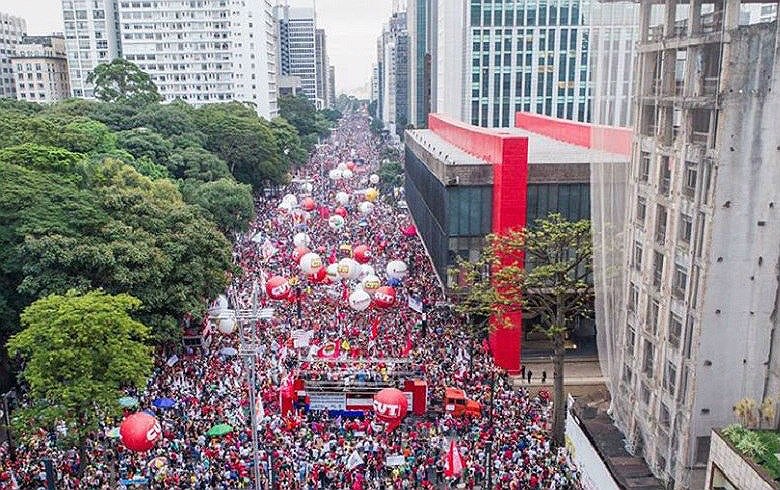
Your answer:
[166,146,231,182]
[87,58,162,106]
[457,213,593,446]
[7,290,153,463]
[181,178,255,235]
[270,117,308,168]
[115,128,174,168]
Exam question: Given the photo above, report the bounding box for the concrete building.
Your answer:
[589,1,640,127]
[705,429,779,490]
[428,0,593,128]
[404,112,630,372]
[61,0,121,99]
[376,10,409,136]
[275,4,291,77]
[394,28,410,134]
[277,75,302,97]
[595,0,780,487]
[327,65,335,108]
[314,28,328,109]
[276,4,317,104]
[114,0,277,118]
[11,35,71,103]
[0,13,27,99]
[407,0,433,128]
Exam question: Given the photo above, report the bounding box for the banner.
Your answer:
[408,295,424,313]
[291,329,313,348]
[309,393,346,411]
[386,454,406,467]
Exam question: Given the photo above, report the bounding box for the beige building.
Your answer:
[12,35,71,103]
[0,12,26,99]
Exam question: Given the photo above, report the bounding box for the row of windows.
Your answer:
[471,2,583,27]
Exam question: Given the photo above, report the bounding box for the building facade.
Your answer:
[376,10,409,136]
[314,28,328,109]
[0,12,27,99]
[61,0,121,99]
[597,1,780,487]
[327,65,335,108]
[428,0,592,128]
[407,0,432,128]
[11,35,71,103]
[282,5,317,103]
[394,28,410,134]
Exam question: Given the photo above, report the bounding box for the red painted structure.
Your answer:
[514,112,633,157]
[428,113,528,373]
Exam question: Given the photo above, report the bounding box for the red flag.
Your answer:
[444,439,464,478]
[317,341,341,359]
[370,317,380,340]
[401,334,412,357]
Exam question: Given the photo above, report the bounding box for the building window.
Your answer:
[626,326,636,356]
[633,241,643,271]
[641,382,651,405]
[658,156,671,196]
[636,197,647,226]
[639,151,650,182]
[646,298,659,335]
[623,364,633,384]
[672,265,688,300]
[679,213,693,244]
[664,361,677,396]
[659,402,671,430]
[628,282,639,313]
[642,339,654,377]
[683,162,697,198]
[655,205,667,245]
[653,251,665,288]
[668,312,683,349]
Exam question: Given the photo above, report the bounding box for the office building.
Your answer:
[375,10,409,136]
[11,35,71,103]
[61,0,121,99]
[370,63,379,104]
[327,65,335,108]
[394,27,410,133]
[314,28,328,109]
[594,0,780,487]
[0,12,27,99]
[407,0,433,128]
[428,0,592,128]
[275,4,317,103]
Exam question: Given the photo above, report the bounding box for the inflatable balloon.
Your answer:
[301,182,313,194]
[293,246,311,264]
[353,245,372,264]
[373,388,408,431]
[282,194,298,206]
[216,314,236,334]
[326,263,340,281]
[328,215,345,230]
[337,258,361,280]
[364,188,379,202]
[386,260,408,280]
[328,169,343,180]
[337,162,349,171]
[360,264,375,279]
[373,286,397,308]
[293,232,310,248]
[301,197,316,211]
[334,207,348,218]
[300,252,323,275]
[309,266,328,283]
[277,201,292,214]
[342,169,354,180]
[361,275,381,296]
[358,201,375,215]
[266,276,290,300]
[348,289,371,311]
[120,412,162,452]
[335,191,350,206]
[369,174,380,185]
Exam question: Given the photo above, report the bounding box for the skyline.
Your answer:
[1,0,394,98]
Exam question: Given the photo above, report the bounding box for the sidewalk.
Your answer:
[510,358,607,396]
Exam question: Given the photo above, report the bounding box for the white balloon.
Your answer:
[358,201,375,215]
[337,258,361,280]
[386,260,409,280]
[300,252,323,275]
[217,315,236,335]
[328,215,345,230]
[282,193,298,206]
[348,290,371,311]
[301,182,313,194]
[337,162,349,171]
[326,263,339,281]
[341,169,354,180]
[329,169,343,180]
[293,232,310,248]
[361,274,381,296]
[335,192,350,206]
[359,264,375,280]
[277,201,292,213]
[216,295,229,310]
[369,174,380,185]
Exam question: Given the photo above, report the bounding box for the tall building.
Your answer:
[394,25,410,133]
[314,28,328,109]
[275,4,317,103]
[327,65,335,108]
[429,0,593,127]
[370,63,379,104]
[407,0,432,128]
[11,35,71,103]
[594,1,780,487]
[376,10,409,136]
[61,0,121,99]
[589,1,639,127]
[0,13,27,99]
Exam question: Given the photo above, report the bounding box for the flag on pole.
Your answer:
[346,450,364,471]
[401,333,412,357]
[370,317,380,339]
[444,439,464,478]
[255,392,265,423]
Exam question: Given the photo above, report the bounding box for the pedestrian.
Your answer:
[527,370,533,384]
[520,365,526,379]
[542,370,547,383]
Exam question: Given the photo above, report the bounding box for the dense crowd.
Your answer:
[0,112,581,489]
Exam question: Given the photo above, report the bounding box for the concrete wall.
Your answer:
[514,112,633,156]
[705,430,779,490]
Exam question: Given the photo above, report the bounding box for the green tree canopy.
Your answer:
[7,290,153,452]
[181,177,255,235]
[87,58,162,106]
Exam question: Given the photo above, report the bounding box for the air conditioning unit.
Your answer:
[447,176,460,186]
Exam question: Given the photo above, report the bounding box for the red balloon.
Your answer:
[301,197,316,211]
[373,286,396,308]
[353,245,372,264]
[334,207,348,218]
[373,388,408,430]
[309,266,327,283]
[293,246,311,264]
[266,276,290,300]
[120,412,161,452]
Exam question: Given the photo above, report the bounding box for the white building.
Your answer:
[11,35,71,103]
[375,9,408,135]
[61,0,121,99]
[0,12,27,99]
[275,4,317,104]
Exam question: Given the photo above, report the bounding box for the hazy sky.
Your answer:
[2,0,394,97]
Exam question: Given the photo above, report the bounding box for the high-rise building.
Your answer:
[61,0,121,99]
[394,24,409,133]
[429,0,593,127]
[376,10,409,136]
[370,63,379,104]
[314,28,328,109]
[11,35,71,103]
[0,12,27,99]
[594,1,780,488]
[275,4,317,104]
[327,65,335,108]
[407,0,433,128]
[589,1,639,127]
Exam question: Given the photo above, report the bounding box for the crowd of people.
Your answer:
[0,112,582,489]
